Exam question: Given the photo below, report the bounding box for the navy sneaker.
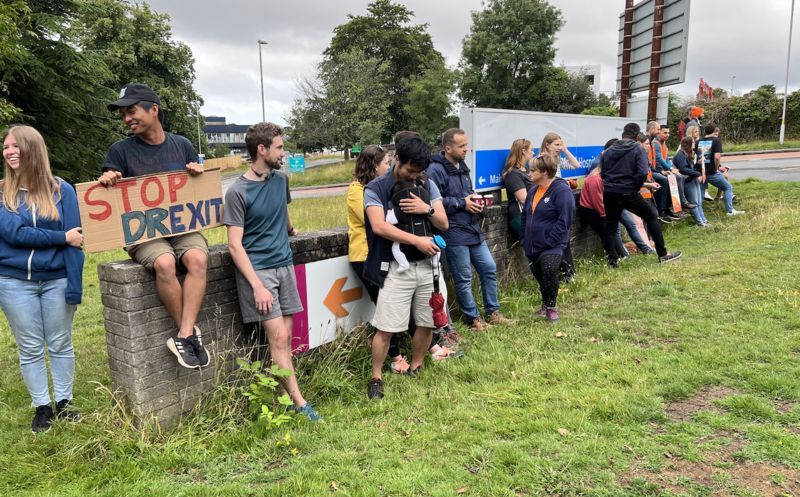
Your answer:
[55,399,81,422]
[367,378,384,399]
[166,335,200,369]
[188,327,211,367]
[32,404,54,433]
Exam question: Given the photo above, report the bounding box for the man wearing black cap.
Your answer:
[601,122,682,266]
[99,83,210,370]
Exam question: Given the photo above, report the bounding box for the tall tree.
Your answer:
[2,0,117,181]
[287,50,391,154]
[459,0,599,113]
[324,0,446,139]
[403,66,458,145]
[0,1,28,125]
[72,0,206,153]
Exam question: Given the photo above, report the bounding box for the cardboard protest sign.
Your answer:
[667,174,682,213]
[76,169,223,253]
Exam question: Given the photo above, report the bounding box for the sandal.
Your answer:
[390,355,410,374]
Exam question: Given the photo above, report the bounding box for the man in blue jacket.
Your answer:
[601,123,682,267]
[427,128,515,331]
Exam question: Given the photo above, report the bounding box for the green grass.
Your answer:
[725,139,800,152]
[224,160,355,189]
[286,160,354,188]
[3,180,800,496]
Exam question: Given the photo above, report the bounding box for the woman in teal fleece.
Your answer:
[1,125,84,433]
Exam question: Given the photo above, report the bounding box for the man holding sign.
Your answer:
[99,83,210,370]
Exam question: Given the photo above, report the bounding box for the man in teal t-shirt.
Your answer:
[223,122,320,422]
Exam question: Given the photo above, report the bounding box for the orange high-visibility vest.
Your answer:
[639,170,653,199]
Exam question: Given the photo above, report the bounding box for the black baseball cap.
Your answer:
[108,83,161,111]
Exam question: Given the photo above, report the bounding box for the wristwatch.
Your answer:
[427,206,435,217]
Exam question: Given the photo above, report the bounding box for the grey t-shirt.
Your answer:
[364,178,442,209]
[223,172,293,270]
[102,133,198,177]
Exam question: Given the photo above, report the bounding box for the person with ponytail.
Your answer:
[502,138,535,239]
[1,125,85,433]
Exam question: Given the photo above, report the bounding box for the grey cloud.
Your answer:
[144,0,799,124]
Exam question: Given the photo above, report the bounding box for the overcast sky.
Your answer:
[144,0,799,126]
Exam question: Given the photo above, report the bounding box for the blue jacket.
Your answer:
[600,139,650,194]
[519,179,575,262]
[0,179,85,304]
[426,153,483,246]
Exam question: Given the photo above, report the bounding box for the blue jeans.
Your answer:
[706,173,734,213]
[444,242,499,321]
[619,209,655,254]
[684,180,708,224]
[0,277,76,407]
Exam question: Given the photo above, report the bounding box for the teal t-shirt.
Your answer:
[223,172,293,269]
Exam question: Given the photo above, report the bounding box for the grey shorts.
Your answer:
[235,264,304,324]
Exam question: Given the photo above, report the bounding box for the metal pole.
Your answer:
[780,0,796,145]
[195,102,202,154]
[647,0,665,122]
[731,75,735,96]
[258,40,268,122]
[619,0,635,118]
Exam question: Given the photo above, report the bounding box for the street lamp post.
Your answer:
[258,40,268,122]
[780,0,796,145]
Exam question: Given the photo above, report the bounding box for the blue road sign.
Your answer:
[289,156,305,173]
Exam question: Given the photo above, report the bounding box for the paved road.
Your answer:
[221,152,800,200]
[726,151,800,182]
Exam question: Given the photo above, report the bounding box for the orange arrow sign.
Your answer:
[323,277,363,318]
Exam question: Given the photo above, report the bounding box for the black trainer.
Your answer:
[55,399,81,422]
[367,378,384,400]
[659,251,683,264]
[166,335,200,369]
[32,404,54,433]
[189,326,211,367]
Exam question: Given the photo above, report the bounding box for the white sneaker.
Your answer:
[727,209,745,216]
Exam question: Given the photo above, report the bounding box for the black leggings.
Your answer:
[529,254,562,308]
[559,242,575,277]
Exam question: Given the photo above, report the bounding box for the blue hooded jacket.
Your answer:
[519,178,575,262]
[426,152,483,246]
[0,179,85,304]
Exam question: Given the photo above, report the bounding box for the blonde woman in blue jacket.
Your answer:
[1,125,84,433]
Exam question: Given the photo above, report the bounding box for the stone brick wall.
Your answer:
[99,195,602,427]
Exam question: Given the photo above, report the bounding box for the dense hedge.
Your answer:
[676,85,800,144]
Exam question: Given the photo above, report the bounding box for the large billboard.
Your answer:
[616,0,691,94]
[459,107,644,193]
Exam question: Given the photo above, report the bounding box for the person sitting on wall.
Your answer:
[99,83,210,370]
[363,136,449,399]
[224,122,320,422]
[652,124,695,212]
[578,162,629,263]
[698,123,744,217]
